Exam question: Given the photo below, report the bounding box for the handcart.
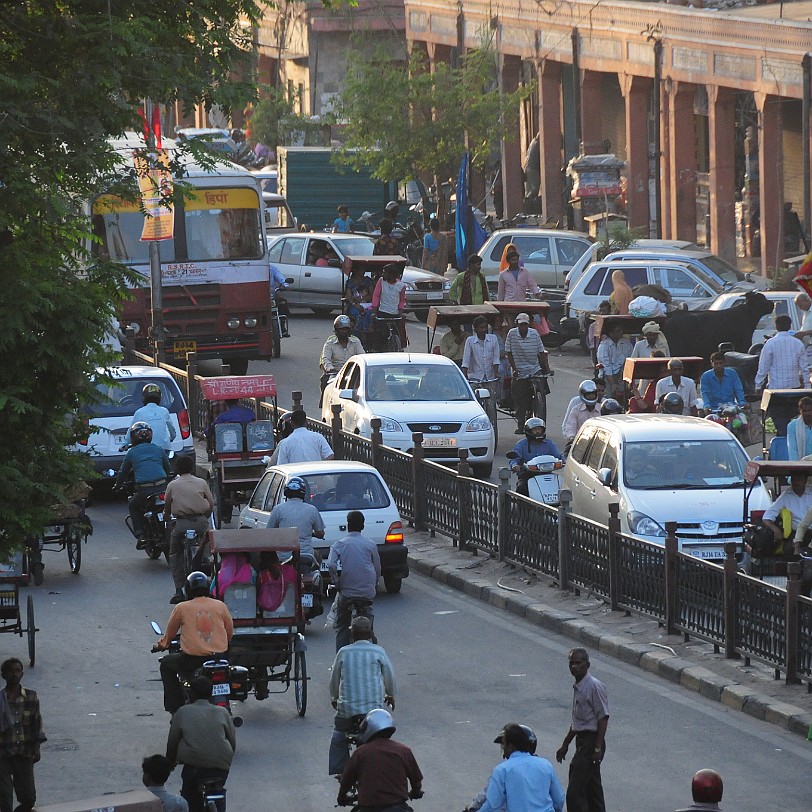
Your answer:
[0,554,37,667]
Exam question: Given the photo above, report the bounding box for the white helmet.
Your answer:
[579,380,598,404]
[360,708,396,742]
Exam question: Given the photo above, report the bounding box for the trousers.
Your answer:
[0,754,35,812]
[160,651,224,714]
[566,731,606,812]
[335,595,374,651]
[180,765,228,812]
[511,377,533,428]
[128,484,165,538]
[169,516,210,591]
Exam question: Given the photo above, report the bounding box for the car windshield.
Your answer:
[623,440,747,490]
[300,472,390,511]
[82,377,183,417]
[365,364,473,402]
[687,264,724,294]
[332,237,375,257]
[700,255,744,284]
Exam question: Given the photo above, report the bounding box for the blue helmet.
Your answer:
[284,477,306,500]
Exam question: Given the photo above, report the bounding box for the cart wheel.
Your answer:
[209,471,222,529]
[67,527,82,574]
[26,595,35,668]
[294,650,307,717]
[271,318,282,359]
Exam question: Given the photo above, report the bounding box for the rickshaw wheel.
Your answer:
[67,527,82,574]
[294,650,307,717]
[271,319,282,359]
[26,595,35,667]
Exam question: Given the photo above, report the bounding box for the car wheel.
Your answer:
[223,357,249,375]
[384,576,402,594]
[472,463,493,478]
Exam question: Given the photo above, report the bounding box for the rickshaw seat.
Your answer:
[223,584,257,619]
[214,423,245,454]
[769,436,788,461]
[246,420,274,452]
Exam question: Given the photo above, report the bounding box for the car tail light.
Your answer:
[750,509,765,524]
[385,521,404,543]
[178,409,191,439]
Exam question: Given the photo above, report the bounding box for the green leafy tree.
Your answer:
[252,86,326,150]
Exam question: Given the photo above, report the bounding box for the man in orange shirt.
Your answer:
[156,571,234,714]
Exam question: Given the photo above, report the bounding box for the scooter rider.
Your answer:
[320,315,365,403]
[265,477,325,573]
[125,384,176,452]
[115,422,171,549]
[155,571,234,715]
[659,392,685,415]
[562,381,601,449]
[509,418,563,497]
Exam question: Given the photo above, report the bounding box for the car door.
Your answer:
[511,235,556,287]
[270,236,306,305]
[336,363,363,433]
[299,236,345,307]
[563,423,598,513]
[657,266,715,305]
[581,429,616,520]
[553,237,591,287]
[239,470,276,527]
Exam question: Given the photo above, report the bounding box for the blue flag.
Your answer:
[455,152,488,271]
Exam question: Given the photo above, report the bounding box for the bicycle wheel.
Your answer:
[532,381,547,422]
[386,330,401,353]
[26,595,35,667]
[67,526,82,574]
[183,540,195,579]
[294,649,307,717]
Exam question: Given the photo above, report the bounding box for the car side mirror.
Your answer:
[597,467,613,487]
[476,388,490,400]
[339,389,357,402]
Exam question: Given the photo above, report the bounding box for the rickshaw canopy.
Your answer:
[426,304,499,330]
[744,459,812,484]
[341,255,406,277]
[622,356,704,386]
[491,300,551,319]
[201,375,277,401]
[759,388,812,415]
[592,314,666,337]
[208,528,299,555]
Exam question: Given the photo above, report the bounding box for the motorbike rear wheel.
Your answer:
[294,650,307,717]
[66,526,82,574]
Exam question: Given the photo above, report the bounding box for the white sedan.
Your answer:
[321,353,495,477]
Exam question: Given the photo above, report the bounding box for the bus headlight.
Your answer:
[244,317,258,328]
[227,317,240,329]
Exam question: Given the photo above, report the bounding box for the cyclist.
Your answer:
[509,418,563,496]
[462,316,500,384]
[505,313,550,435]
[371,264,407,352]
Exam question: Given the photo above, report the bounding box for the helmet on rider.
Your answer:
[524,417,546,442]
[360,708,396,743]
[186,571,210,598]
[276,412,294,442]
[284,476,307,500]
[579,380,599,407]
[142,383,162,404]
[130,421,153,445]
[660,391,684,415]
[333,315,352,333]
[600,398,623,416]
[691,769,723,803]
[384,200,399,215]
[493,723,538,754]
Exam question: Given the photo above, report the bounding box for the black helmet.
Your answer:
[333,315,352,332]
[600,398,623,416]
[284,476,306,500]
[579,380,598,405]
[276,412,294,442]
[493,723,538,754]
[660,391,684,415]
[130,421,153,445]
[142,383,161,404]
[186,571,209,597]
[524,417,546,442]
[384,200,399,214]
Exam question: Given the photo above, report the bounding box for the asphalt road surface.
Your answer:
[26,488,812,812]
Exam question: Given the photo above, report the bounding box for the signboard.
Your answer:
[132,149,174,241]
[200,375,277,401]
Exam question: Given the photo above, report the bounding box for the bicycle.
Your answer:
[374,316,402,353]
[468,377,499,443]
[525,372,554,422]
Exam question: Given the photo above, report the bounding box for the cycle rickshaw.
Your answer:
[209,527,308,717]
[0,554,37,667]
[621,355,705,413]
[758,388,812,459]
[202,375,278,526]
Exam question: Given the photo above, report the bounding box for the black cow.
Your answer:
[662,290,774,359]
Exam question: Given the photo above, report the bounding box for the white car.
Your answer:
[560,414,770,560]
[703,290,803,348]
[321,353,496,477]
[73,366,195,475]
[237,460,408,592]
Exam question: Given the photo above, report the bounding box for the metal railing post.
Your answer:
[664,523,678,635]
[723,541,739,659]
[607,503,621,611]
[457,455,470,551]
[292,390,303,412]
[557,489,572,590]
[186,351,199,435]
[370,418,382,472]
[497,467,511,562]
[331,404,343,460]
[786,561,801,684]
[411,433,426,531]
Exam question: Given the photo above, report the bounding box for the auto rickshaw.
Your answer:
[209,527,308,716]
[202,375,278,526]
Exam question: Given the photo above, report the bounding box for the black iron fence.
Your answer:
[121,343,812,686]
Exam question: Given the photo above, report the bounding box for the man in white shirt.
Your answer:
[126,384,177,451]
[275,409,334,464]
[462,316,500,383]
[562,380,601,445]
[630,321,669,359]
[320,315,365,405]
[654,359,698,416]
[596,324,633,402]
[793,292,812,365]
[755,314,809,391]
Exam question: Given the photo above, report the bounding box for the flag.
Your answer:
[455,152,488,270]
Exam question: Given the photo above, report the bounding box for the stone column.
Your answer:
[620,74,652,230]
[539,60,564,222]
[580,70,603,154]
[500,54,524,218]
[708,85,737,265]
[755,92,784,277]
[667,80,697,243]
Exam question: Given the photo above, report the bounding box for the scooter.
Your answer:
[506,451,563,506]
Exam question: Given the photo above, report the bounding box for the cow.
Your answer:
[662,290,774,359]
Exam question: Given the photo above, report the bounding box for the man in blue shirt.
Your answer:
[125,384,176,451]
[205,399,256,440]
[787,396,812,460]
[510,418,563,496]
[467,723,564,812]
[270,262,291,336]
[699,352,745,411]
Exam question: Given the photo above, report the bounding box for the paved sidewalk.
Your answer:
[404,526,812,740]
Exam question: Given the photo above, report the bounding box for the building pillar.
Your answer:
[620,74,652,230]
[580,71,603,154]
[708,86,737,265]
[500,54,524,218]
[667,80,697,243]
[755,92,784,276]
[538,60,564,222]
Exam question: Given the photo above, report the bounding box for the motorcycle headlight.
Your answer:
[244,317,258,328]
[375,415,402,433]
[627,511,666,537]
[227,317,240,329]
[467,415,492,432]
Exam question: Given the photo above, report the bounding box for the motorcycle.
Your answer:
[506,451,563,506]
[123,481,170,561]
[704,403,751,445]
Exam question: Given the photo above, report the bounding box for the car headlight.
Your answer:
[467,415,493,432]
[227,317,240,329]
[244,317,258,328]
[403,281,416,291]
[627,511,666,537]
[443,280,452,291]
[374,415,403,433]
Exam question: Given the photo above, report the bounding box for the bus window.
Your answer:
[91,198,176,262]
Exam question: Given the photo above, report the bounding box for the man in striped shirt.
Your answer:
[328,617,396,776]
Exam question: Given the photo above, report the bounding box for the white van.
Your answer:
[561,414,770,560]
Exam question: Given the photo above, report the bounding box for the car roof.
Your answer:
[97,366,177,381]
[269,461,382,477]
[585,414,741,442]
[355,352,459,368]
[481,228,591,242]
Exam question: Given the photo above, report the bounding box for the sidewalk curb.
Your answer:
[408,549,812,739]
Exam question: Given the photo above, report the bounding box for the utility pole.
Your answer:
[144,98,165,363]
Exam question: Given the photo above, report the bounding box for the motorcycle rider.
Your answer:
[600,398,623,416]
[562,381,601,448]
[115,422,171,549]
[320,315,365,404]
[509,418,563,497]
[125,383,176,452]
[265,476,325,572]
[675,769,724,812]
[337,709,423,811]
[155,571,234,715]
[659,391,685,415]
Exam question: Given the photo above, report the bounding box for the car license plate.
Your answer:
[320,561,330,572]
[156,512,163,522]
[114,433,128,447]
[423,437,456,448]
[301,593,314,607]
[426,291,443,300]
[687,548,726,560]
[211,683,230,697]
[174,339,197,356]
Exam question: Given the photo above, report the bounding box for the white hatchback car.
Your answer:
[321,353,495,477]
[237,460,408,593]
[560,414,770,560]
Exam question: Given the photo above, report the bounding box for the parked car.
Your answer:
[560,414,771,559]
[73,366,195,475]
[267,232,451,317]
[477,228,593,290]
[701,290,802,348]
[238,460,409,593]
[564,259,725,320]
[321,353,495,477]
